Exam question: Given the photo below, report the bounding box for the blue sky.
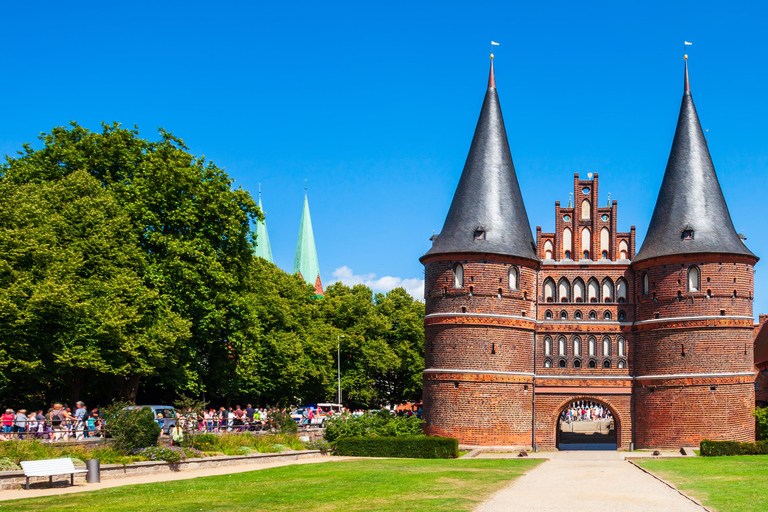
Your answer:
[2,1,767,316]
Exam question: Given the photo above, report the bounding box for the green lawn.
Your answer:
[636,455,768,512]
[2,458,542,511]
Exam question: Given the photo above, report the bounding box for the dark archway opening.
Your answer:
[555,398,617,451]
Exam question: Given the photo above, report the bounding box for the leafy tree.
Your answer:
[0,170,189,405]
[1,123,262,403]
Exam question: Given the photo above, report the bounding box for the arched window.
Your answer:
[573,336,582,357]
[617,278,628,302]
[573,278,585,302]
[574,359,582,369]
[560,310,568,320]
[618,310,626,321]
[558,336,567,357]
[600,227,610,258]
[544,358,552,368]
[603,360,611,369]
[588,336,596,356]
[544,337,552,356]
[588,278,599,302]
[581,228,591,260]
[588,359,597,369]
[619,240,628,260]
[617,359,626,369]
[453,264,464,288]
[688,266,700,293]
[642,272,649,296]
[544,278,556,302]
[602,278,614,302]
[545,309,553,320]
[558,359,567,368]
[509,266,519,291]
[581,199,591,220]
[574,310,583,320]
[558,278,570,302]
[618,337,626,357]
[563,228,572,259]
[544,240,554,260]
[603,310,612,320]
[603,337,611,356]
[589,310,597,320]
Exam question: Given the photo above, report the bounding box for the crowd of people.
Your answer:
[560,401,613,423]
[171,405,290,432]
[1,402,102,441]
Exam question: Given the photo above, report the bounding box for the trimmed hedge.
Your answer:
[700,439,768,456]
[334,435,459,459]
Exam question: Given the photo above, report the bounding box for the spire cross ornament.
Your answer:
[491,40,499,60]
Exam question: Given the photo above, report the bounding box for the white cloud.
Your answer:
[331,266,424,300]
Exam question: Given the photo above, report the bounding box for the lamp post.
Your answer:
[337,335,345,406]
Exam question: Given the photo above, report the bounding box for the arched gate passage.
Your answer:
[554,397,619,450]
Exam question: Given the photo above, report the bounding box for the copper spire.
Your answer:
[488,54,496,89]
[684,54,690,93]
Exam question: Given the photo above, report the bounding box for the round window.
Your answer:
[601,214,609,221]
[563,215,571,222]
[582,187,590,194]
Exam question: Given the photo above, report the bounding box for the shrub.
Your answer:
[305,439,332,453]
[236,446,253,455]
[270,444,287,453]
[324,412,424,444]
[0,457,20,471]
[268,410,298,434]
[700,439,768,456]
[755,407,768,441]
[183,433,219,452]
[103,402,161,452]
[335,436,458,459]
[132,446,202,464]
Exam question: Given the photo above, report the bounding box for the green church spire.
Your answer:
[293,192,323,296]
[254,190,273,263]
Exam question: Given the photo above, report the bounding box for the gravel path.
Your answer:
[476,451,705,512]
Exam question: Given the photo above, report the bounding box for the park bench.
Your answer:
[20,458,88,490]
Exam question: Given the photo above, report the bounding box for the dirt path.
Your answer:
[475,451,705,512]
[0,455,345,502]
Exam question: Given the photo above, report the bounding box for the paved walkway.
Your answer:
[0,455,344,502]
[476,451,705,512]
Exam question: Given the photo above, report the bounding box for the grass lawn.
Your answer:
[636,455,768,512]
[1,458,542,512]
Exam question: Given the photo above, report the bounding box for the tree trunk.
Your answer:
[65,375,82,406]
[116,374,142,403]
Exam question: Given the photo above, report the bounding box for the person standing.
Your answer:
[74,402,87,440]
[170,423,184,447]
[50,404,69,441]
[14,409,28,439]
[1,409,14,434]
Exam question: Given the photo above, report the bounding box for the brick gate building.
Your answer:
[421,56,759,450]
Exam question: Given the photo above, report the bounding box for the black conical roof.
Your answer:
[423,59,538,262]
[634,60,756,264]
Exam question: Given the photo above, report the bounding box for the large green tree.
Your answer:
[0,170,189,405]
[1,123,261,403]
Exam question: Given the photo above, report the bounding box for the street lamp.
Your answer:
[337,335,345,406]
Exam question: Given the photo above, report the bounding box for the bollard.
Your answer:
[86,459,100,483]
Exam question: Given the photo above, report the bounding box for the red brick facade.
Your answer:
[422,174,759,449]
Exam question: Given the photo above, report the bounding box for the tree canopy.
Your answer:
[0,122,424,409]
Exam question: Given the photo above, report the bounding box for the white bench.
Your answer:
[20,458,89,490]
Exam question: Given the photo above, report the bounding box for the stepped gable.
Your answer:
[423,57,538,262]
[634,58,756,264]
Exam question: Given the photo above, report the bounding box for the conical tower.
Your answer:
[294,192,323,296]
[254,191,274,264]
[632,56,758,448]
[420,57,538,446]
